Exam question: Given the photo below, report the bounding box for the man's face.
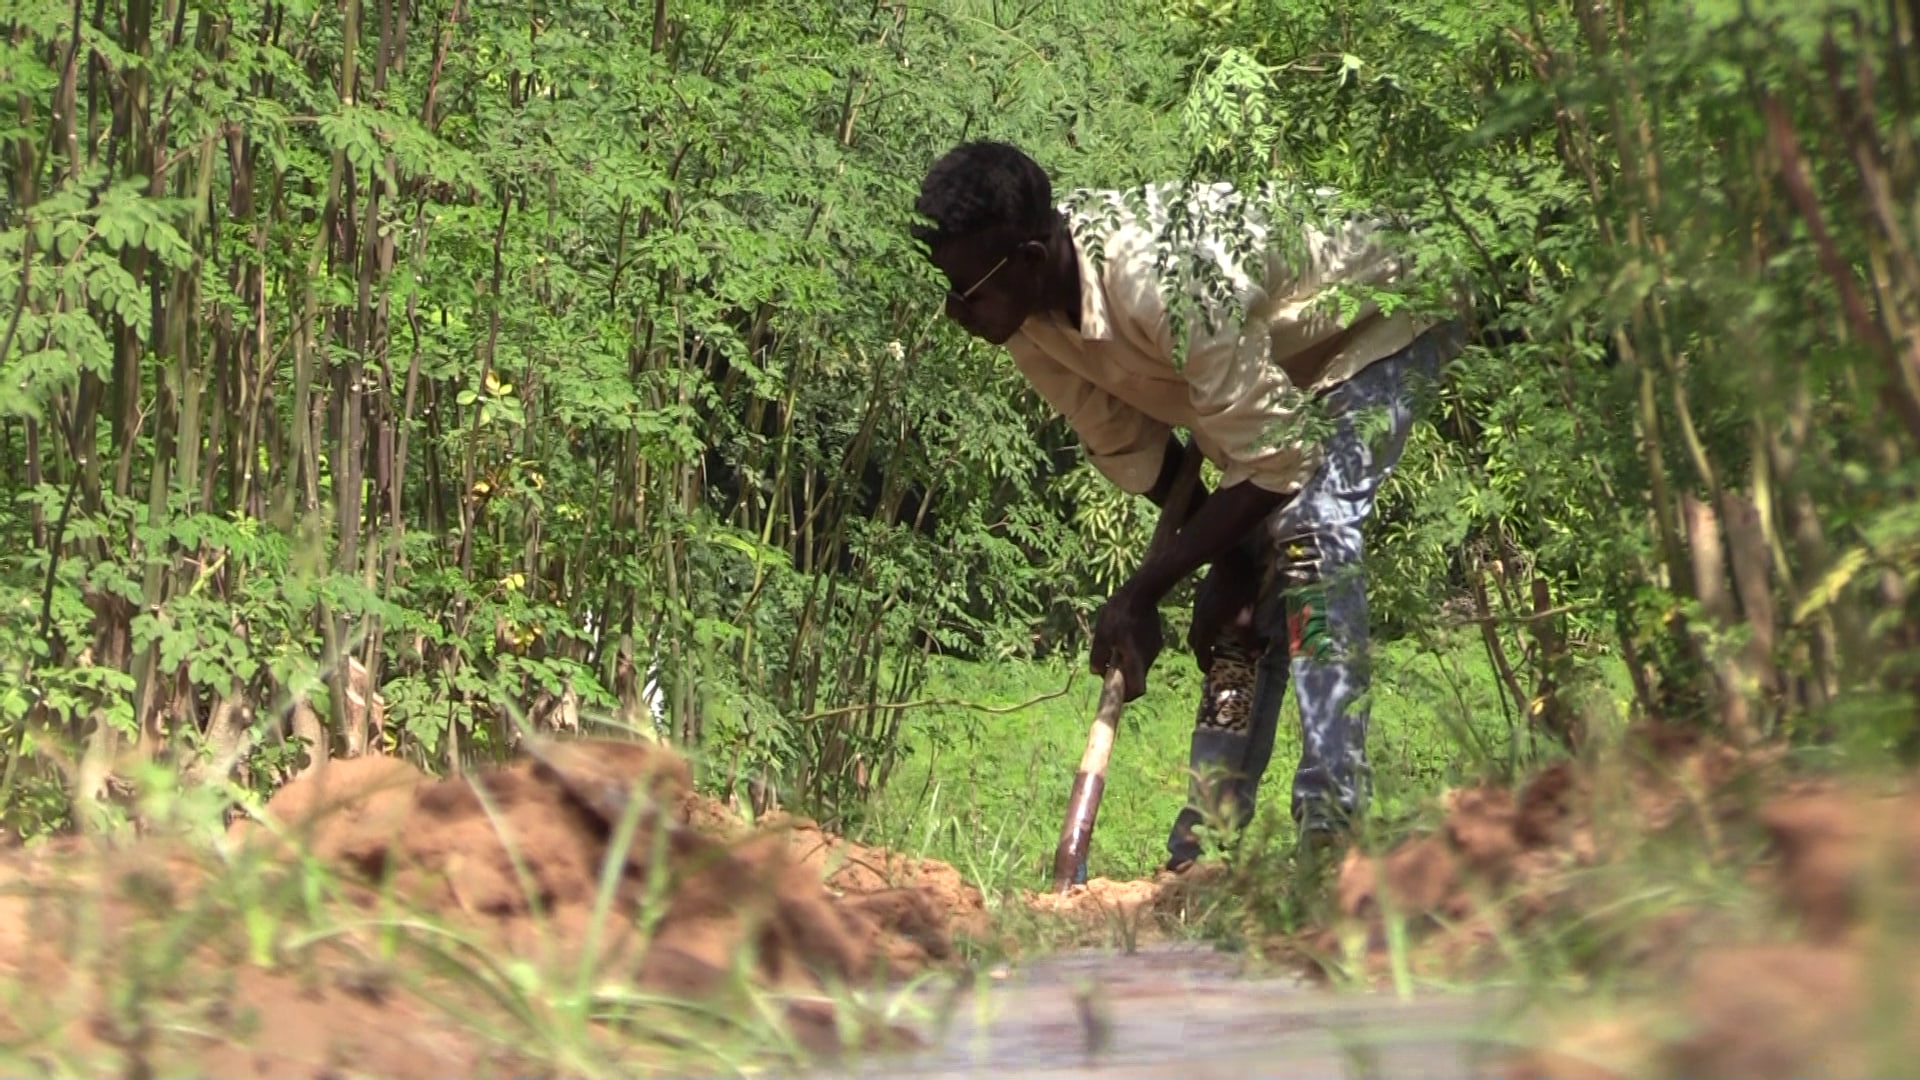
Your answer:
[929,228,1041,346]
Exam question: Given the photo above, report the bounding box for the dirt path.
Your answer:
[807,943,1506,1080]
[856,941,1497,1076]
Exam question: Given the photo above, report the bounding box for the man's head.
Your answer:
[911,141,1072,345]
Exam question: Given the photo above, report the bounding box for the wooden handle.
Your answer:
[1050,441,1208,893]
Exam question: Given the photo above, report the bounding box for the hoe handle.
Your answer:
[1050,440,1208,893]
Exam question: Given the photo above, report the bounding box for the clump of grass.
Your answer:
[866,633,1522,877]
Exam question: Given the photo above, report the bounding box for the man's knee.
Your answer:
[1270,530,1365,660]
[1195,644,1261,736]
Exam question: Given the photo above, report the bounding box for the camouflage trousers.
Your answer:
[1167,323,1460,867]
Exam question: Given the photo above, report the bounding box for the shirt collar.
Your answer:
[1020,207,1114,343]
[1068,222,1114,342]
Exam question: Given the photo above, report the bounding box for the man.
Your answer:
[910,140,1463,871]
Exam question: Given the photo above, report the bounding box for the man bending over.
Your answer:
[910,141,1465,871]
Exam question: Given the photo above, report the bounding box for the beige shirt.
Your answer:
[1005,181,1438,496]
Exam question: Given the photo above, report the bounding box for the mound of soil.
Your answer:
[1302,720,1920,1080]
[1650,785,1920,1080]
[1020,863,1233,944]
[1026,875,1169,922]
[1322,759,1595,970]
[0,736,991,1079]
[1314,722,1787,977]
[238,737,988,1021]
[1506,783,1920,1080]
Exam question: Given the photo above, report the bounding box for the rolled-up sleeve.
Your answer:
[1007,337,1170,495]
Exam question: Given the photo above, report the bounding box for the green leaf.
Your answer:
[1794,548,1871,626]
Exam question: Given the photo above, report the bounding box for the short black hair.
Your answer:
[911,141,1056,249]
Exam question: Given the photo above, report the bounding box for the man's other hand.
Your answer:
[1090,586,1164,702]
[1189,546,1261,672]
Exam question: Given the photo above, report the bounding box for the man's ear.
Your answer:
[1014,238,1049,266]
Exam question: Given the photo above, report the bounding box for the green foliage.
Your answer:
[6,0,1920,869]
[0,0,1208,834]
[1150,0,1920,761]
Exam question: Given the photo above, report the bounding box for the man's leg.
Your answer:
[1164,538,1290,871]
[1164,624,1286,869]
[1230,566,1291,831]
[1269,325,1456,840]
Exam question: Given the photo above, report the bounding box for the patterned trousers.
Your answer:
[1166,323,1461,867]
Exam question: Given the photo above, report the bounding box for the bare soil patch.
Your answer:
[1295,721,1920,1080]
[0,737,991,1079]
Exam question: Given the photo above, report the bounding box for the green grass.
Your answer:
[858,629,1633,895]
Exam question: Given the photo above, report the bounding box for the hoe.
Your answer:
[1050,439,1207,893]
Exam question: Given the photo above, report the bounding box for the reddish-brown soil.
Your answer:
[0,737,992,1079]
[1020,863,1230,926]
[1291,721,1920,1080]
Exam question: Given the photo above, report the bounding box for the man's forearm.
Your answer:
[1127,479,1288,606]
[1144,433,1208,515]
